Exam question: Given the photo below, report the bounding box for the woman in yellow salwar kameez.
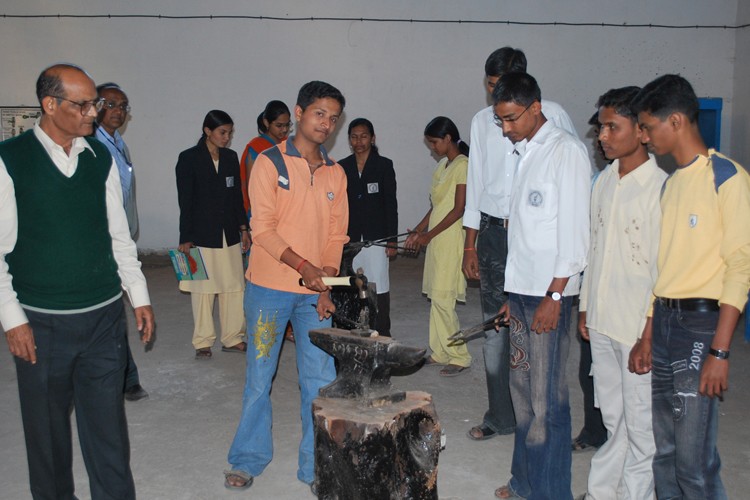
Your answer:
[405,116,470,376]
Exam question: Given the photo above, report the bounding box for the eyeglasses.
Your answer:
[49,96,105,115]
[494,103,533,126]
[102,100,131,113]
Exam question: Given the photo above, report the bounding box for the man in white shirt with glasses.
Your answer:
[493,72,590,500]
[463,46,577,444]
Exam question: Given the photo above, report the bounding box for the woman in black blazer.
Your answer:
[338,118,398,336]
[176,110,251,359]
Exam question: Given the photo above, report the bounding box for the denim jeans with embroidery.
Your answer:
[227,283,335,484]
[507,293,573,500]
[651,301,726,500]
[477,215,515,434]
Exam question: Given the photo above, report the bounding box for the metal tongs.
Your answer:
[447,312,508,346]
[347,232,417,255]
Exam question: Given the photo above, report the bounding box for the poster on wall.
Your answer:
[1,107,41,141]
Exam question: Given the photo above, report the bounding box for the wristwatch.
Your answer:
[709,348,730,360]
[546,291,562,301]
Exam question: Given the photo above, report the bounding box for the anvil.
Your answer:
[309,328,427,400]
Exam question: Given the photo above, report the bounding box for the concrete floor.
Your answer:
[2,254,750,499]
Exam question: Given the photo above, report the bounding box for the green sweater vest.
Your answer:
[0,130,122,310]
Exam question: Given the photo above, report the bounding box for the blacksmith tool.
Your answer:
[447,312,508,346]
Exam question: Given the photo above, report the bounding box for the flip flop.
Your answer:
[224,469,253,490]
[495,484,523,499]
[195,347,212,360]
[422,356,444,367]
[222,342,247,353]
[439,364,469,377]
[466,424,498,441]
[285,324,296,343]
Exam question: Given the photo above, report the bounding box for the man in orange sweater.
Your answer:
[224,81,349,494]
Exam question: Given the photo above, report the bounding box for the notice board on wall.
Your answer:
[1,107,41,141]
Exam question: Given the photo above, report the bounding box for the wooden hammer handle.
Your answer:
[298,276,356,287]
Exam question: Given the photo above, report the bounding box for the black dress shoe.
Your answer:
[124,384,149,402]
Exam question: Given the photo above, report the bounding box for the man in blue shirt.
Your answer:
[95,82,148,402]
[96,83,138,238]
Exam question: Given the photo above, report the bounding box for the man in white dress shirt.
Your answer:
[463,46,578,443]
[493,72,590,500]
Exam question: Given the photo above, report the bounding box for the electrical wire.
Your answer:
[0,13,747,30]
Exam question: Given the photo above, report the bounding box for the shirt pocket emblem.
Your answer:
[367,182,379,194]
[528,190,543,207]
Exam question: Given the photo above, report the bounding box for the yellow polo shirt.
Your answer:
[654,150,750,311]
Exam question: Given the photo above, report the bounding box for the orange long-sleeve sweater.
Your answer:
[247,138,349,294]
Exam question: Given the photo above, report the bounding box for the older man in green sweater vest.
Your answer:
[0,64,155,500]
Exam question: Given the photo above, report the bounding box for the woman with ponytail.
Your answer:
[239,101,295,341]
[404,116,470,376]
[239,100,292,215]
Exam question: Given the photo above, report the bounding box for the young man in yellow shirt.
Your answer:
[632,74,750,500]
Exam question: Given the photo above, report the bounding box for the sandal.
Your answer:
[495,484,523,499]
[195,347,212,359]
[423,356,444,367]
[222,342,247,353]
[439,364,468,377]
[223,469,253,490]
[285,323,295,343]
[466,424,498,441]
[571,437,600,453]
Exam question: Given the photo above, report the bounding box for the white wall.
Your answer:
[732,1,750,166]
[0,1,742,251]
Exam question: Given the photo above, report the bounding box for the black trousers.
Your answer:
[15,300,135,500]
[376,292,391,337]
[124,338,140,390]
[574,311,607,447]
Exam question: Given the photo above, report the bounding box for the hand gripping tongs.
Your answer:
[447,312,508,346]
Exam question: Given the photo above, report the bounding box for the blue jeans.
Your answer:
[651,301,726,499]
[507,293,572,500]
[227,284,336,484]
[477,215,515,433]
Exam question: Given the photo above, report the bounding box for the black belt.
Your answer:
[483,214,509,228]
[656,297,720,312]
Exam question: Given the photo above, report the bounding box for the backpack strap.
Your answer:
[263,145,290,191]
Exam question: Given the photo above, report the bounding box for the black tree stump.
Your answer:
[312,391,440,500]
